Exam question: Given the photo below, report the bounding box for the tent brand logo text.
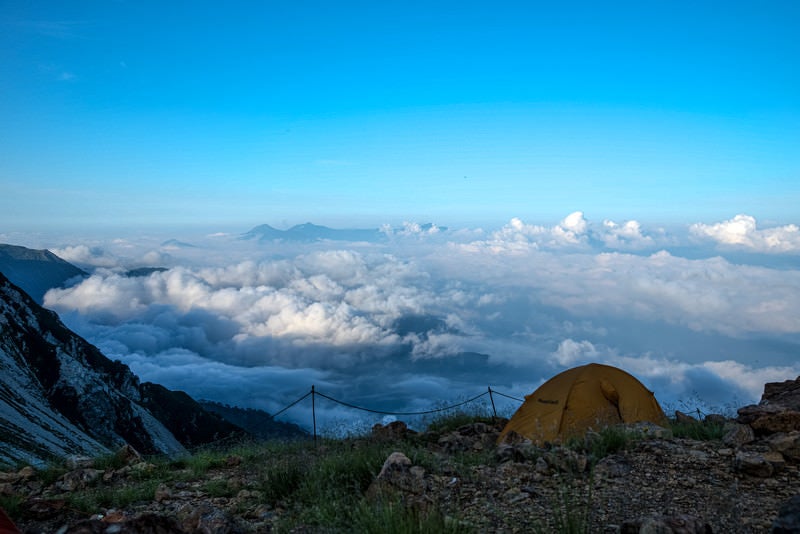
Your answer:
[537,398,559,404]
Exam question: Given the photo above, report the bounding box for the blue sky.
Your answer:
[1,1,798,231]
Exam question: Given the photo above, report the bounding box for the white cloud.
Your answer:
[690,214,800,253]
[50,245,119,268]
[599,219,655,249]
[464,212,590,254]
[462,212,664,254]
[442,242,800,337]
[35,214,800,421]
[44,254,430,370]
[552,339,601,366]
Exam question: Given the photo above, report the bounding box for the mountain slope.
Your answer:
[0,244,87,303]
[0,272,243,466]
[198,400,309,441]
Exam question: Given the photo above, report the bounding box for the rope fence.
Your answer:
[268,385,526,444]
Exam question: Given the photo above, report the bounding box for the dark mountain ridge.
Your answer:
[198,400,308,441]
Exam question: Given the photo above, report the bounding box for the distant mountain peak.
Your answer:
[242,223,384,243]
[160,239,196,249]
[0,243,87,303]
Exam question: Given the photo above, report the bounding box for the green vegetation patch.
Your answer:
[353,499,469,534]
[669,419,726,441]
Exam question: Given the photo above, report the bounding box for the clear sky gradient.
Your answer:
[1,1,798,231]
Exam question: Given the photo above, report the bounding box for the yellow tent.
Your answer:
[498,363,666,445]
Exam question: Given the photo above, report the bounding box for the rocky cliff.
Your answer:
[0,272,242,466]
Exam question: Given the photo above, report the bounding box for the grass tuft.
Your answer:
[353,499,469,533]
[535,479,593,534]
[669,419,726,441]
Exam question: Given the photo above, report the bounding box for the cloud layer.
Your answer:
[41,213,800,431]
[690,214,800,253]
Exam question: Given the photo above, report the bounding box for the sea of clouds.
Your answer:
[36,212,800,433]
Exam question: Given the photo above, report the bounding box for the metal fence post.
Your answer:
[311,385,317,447]
[488,386,497,418]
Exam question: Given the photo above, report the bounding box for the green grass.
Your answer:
[11,414,516,530]
[352,499,469,534]
[422,409,497,435]
[92,449,136,472]
[265,438,454,530]
[534,479,593,534]
[258,456,308,504]
[35,463,69,486]
[564,425,636,469]
[202,478,238,498]
[66,479,160,512]
[669,419,726,441]
[0,495,24,518]
[167,448,231,477]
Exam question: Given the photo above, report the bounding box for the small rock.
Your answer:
[154,483,172,502]
[65,455,95,470]
[178,503,241,534]
[56,468,104,492]
[498,429,529,445]
[367,451,428,499]
[503,487,529,504]
[534,457,549,474]
[130,462,155,473]
[495,443,525,463]
[64,513,185,533]
[734,451,775,478]
[594,454,632,479]
[17,466,35,480]
[766,431,800,461]
[722,423,755,447]
[687,450,710,462]
[675,410,699,424]
[0,472,20,484]
[625,421,673,439]
[102,509,127,523]
[704,413,728,425]
[115,444,142,465]
[622,513,712,533]
[764,451,787,473]
[23,498,67,518]
[772,494,800,533]
[377,452,412,478]
[372,420,417,440]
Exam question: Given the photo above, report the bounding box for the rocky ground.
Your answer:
[4,377,800,533]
